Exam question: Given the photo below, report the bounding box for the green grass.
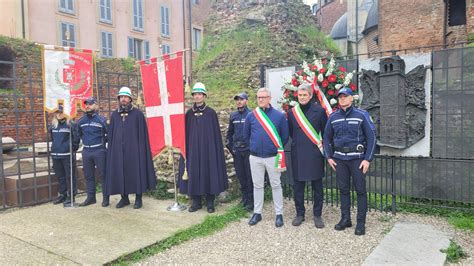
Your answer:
[441,240,468,263]
[448,215,474,231]
[110,204,248,265]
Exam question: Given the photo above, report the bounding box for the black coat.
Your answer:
[288,103,328,181]
[105,107,157,195]
[179,104,228,196]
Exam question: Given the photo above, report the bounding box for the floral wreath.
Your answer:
[279,55,357,116]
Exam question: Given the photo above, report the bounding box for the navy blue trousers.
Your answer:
[52,156,77,196]
[335,158,367,224]
[293,179,323,217]
[82,149,107,197]
[233,150,253,205]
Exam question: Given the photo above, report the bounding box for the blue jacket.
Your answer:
[244,105,289,157]
[226,106,251,152]
[49,121,80,159]
[323,105,376,161]
[76,112,108,150]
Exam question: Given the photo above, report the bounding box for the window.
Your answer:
[59,0,75,14]
[101,31,113,58]
[99,0,112,24]
[132,0,144,31]
[128,37,149,60]
[162,44,171,55]
[60,22,76,47]
[192,28,201,51]
[448,0,466,26]
[312,4,320,14]
[161,6,170,37]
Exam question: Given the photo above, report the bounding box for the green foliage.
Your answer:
[448,215,474,231]
[0,35,41,60]
[111,204,248,264]
[441,240,468,263]
[294,26,340,60]
[146,181,174,200]
[120,58,137,73]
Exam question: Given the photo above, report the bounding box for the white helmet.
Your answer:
[191,82,207,95]
[118,87,132,99]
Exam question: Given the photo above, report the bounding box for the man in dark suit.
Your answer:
[288,83,328,228]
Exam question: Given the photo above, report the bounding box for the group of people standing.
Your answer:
[226,84,376,235]
[49,80,376,236]
[49,87,156,209]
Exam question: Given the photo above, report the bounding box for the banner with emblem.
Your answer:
[139,51,186,158]
[42,45,94,118]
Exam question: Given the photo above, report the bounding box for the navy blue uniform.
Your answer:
[49,120,80,197]
[76,111,108,199]
[226,106,253,208]
[288,103,327,218]
[323,105,376,225]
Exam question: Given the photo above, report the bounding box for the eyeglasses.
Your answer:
[257,96,270,100]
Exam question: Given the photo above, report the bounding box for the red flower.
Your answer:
[311,65,318,71]
[291,78,299,87]
[297,70,303,75]
[339,73,345,79]
[322,80,329,88]
[339,66,346,72]
[350,83,357,91]
[319,68,326,74]
[284,90,290,97]
[327,89,335,96]
[293,91,298,97]
[322,59,327,65]
[328,74,337,83]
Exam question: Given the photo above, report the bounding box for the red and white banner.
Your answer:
[139,52,186,158]
[42,45,94,118]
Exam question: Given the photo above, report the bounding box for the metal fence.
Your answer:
[0,59,140,210]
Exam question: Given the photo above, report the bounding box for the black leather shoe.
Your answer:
[133,194,143,209]
[188,204,202,212]
[355,224,366,236]
[79,197,96,207]
[334,218,352,231]
[292,216,305,226]
[314,216,325,229]
[207,207,215,213]
[53,194,67,205]
[275,214,284,228]
[63,197,72,206]
[116,195,130,208]
[102,196,110,207]
[248,213,262,225]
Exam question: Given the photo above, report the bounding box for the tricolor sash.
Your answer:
[291,104,324,155]
[253,107,286,172]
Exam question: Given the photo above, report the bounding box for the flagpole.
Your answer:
[167,148,186,212]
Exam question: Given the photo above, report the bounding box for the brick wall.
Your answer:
[315,0,347,34]
[379,0,473,52]
[365,29,380,56]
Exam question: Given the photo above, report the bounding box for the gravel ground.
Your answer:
[138,200,472,265]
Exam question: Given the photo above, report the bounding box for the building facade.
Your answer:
[0,0,212,82]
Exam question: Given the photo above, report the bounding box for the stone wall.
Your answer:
[379,0,474,51]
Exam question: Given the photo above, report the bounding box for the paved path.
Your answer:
[0,194,218,264]
[363,221,452,265]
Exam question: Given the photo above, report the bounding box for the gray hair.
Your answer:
[257,87,271,96]
[297,83,313,95]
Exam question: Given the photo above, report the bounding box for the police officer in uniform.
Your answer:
[226,92,253,211]
[76,97,109,207]
[49,105,80,206]
[323,87,376,235]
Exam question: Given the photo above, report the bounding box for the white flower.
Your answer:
[335,84,343,90]
[325,66,334,77]
[314,59,323,69]
[330,98,338,105]
[289,101,297,106]
[353,94,360,101]
[318,73,324,82]
[290,85,298,91]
